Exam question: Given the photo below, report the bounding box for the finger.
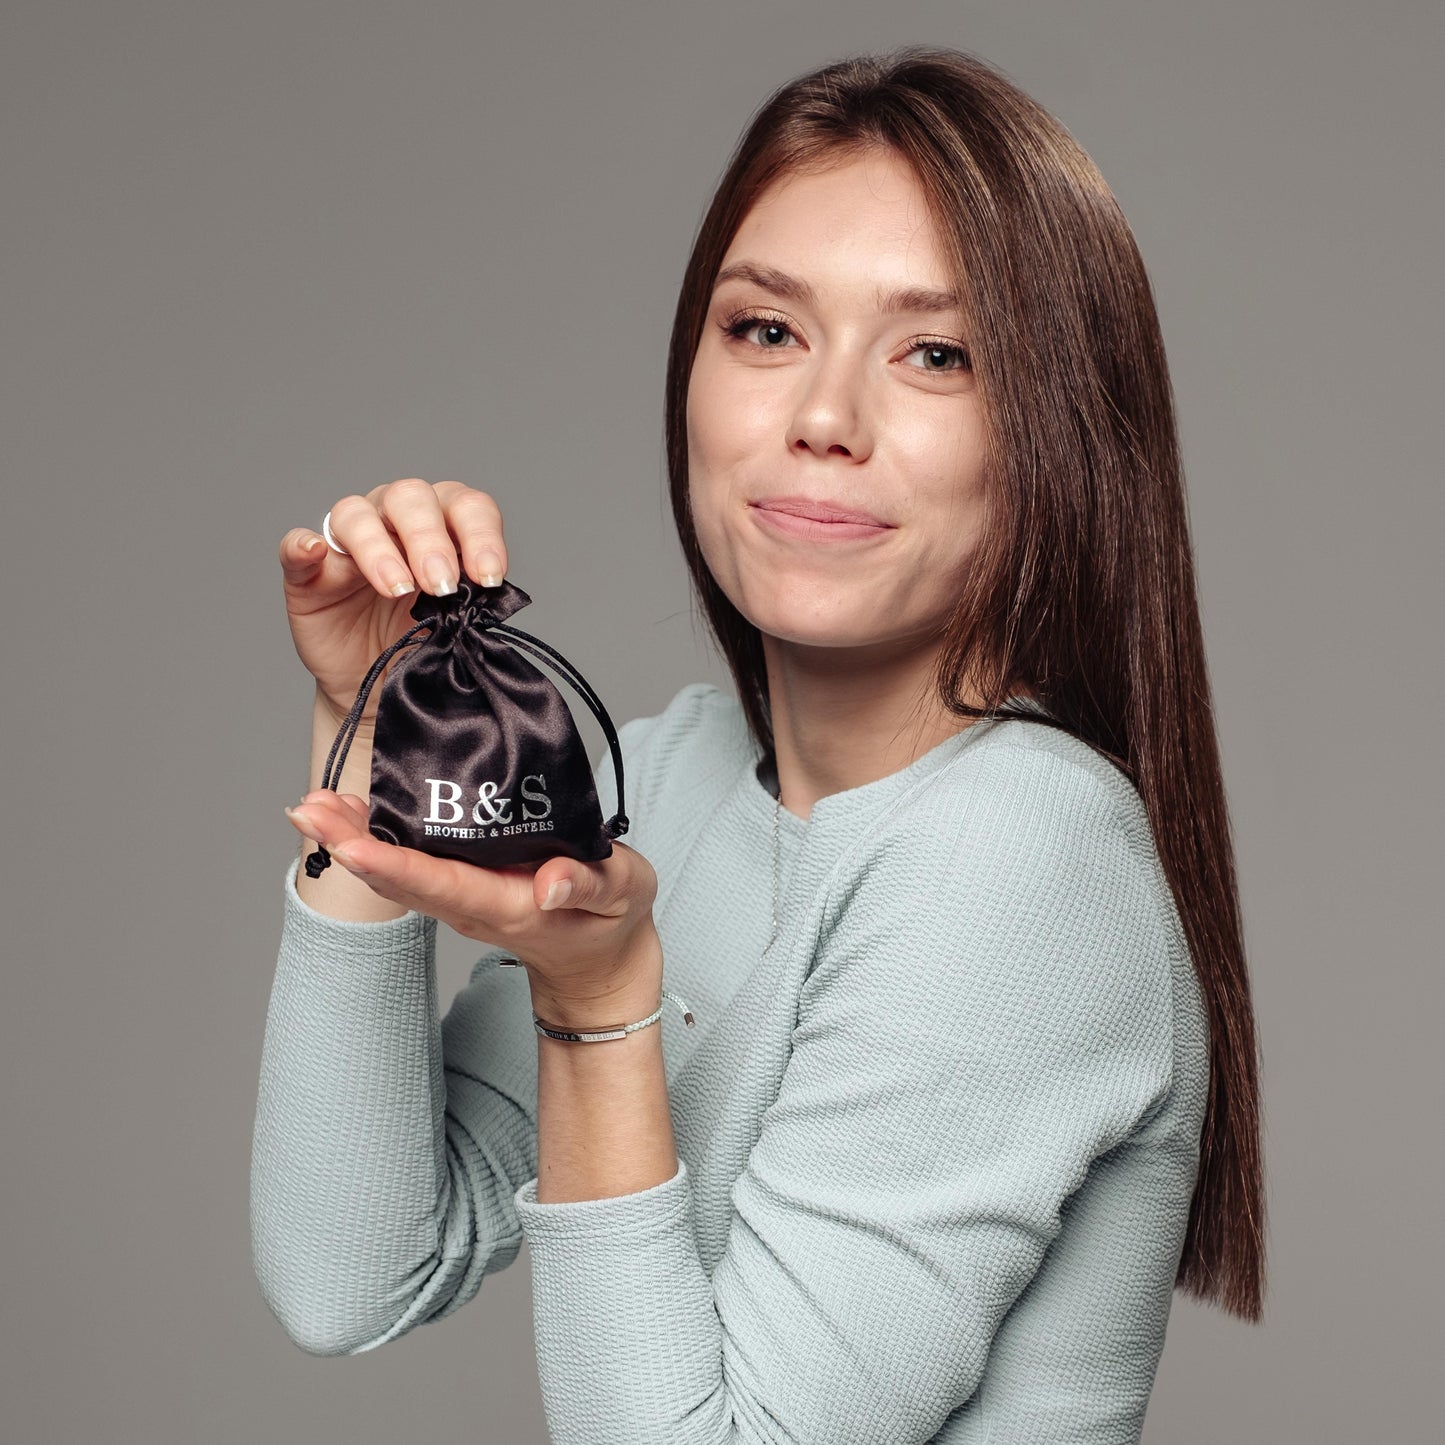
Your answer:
[324,493,419,600]
[279,528,331,581]
[534,858,625,917]
[434,481,508,587]
[297,789,370,830]
[283,797,410,900]
[333,835,533,926]
[286,791,534,923]
[374,479,463,598]
[283,792,372,851]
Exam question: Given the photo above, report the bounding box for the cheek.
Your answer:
[688,341,786,468]
[685,355,757,552]
[899,441,989,577]
[684,391,719,528]
[688,358,744,468]
[683,422,728,569]
[911,413,988,515]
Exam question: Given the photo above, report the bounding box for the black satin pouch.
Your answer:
[303,576,628,877]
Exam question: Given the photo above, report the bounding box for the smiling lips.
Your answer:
[752,495,890,525]
[748,496,894,542]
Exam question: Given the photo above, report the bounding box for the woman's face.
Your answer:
[687,147,986,663]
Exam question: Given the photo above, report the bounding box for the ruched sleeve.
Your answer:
[248,854,537,1354]
[512,744,1178,1443]
[249,711,660,1356]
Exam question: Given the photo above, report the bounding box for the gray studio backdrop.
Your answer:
[2,2,1439,1441]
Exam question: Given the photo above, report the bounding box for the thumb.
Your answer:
[279,528,332,583]
[536,867,577,912]
[535,859,626,917]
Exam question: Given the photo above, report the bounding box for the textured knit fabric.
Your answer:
[250,680,1209,1444]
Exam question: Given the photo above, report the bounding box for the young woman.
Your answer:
[253,46,1264,1442]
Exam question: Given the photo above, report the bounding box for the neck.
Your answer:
[760,634,1006,822]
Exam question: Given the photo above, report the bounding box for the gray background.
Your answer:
[2,2,1439,1441]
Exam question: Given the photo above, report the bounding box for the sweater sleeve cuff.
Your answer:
[280,855,437,968]
[511,1158,723,1436]
[513,1155,692,1244]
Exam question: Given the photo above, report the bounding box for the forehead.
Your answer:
[718,151,953,298]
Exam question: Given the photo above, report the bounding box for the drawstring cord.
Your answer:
[485,619,629,838]
[305,618,435,878]
[303,604,629,878]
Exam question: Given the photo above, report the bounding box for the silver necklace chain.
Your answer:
[764,786,781,955]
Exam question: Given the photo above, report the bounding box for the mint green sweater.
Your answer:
[250,681,1208,1443]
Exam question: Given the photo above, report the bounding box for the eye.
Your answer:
[718,309,972,372]
[901,338,972,373]
[720,309,798,350]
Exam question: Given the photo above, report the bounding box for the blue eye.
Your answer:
[723,313,796,350]
[719,310,972,372]
[903,341,972,373]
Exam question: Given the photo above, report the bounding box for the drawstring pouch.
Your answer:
[304,576,628,878]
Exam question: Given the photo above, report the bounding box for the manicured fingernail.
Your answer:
[301,534,325,554]
[477,549,504,587]
[383,565,415,597]
[540,878,572,910]
[331,843,369,872]
[424,552,457,595]
[284,805,317,831]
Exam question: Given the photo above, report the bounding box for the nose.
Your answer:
[787,355,871,461]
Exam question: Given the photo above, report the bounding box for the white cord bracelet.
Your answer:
[498,957,695,1042]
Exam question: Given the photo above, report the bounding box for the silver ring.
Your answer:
[320,509,350,556]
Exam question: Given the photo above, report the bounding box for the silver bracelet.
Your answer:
[531,990,695,1043]
[499,957,696,1043]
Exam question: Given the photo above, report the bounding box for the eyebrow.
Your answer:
[711,260,963,316]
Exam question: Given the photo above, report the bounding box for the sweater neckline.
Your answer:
[743,693,1042,832]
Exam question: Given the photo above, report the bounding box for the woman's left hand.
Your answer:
[283,790,664,1019]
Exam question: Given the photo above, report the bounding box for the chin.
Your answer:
[746,603,875,649]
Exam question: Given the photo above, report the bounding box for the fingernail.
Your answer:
[384,566,415,597]
[477,549,504,587]
[331,843,369,872]
[284,805,317,832]
[301,534,325,554]
[540,878,572,910]
[424,552,457,595]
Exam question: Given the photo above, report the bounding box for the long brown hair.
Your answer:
[662,46,1265,1322]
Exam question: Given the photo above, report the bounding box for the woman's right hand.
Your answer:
[279,479,509,727]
